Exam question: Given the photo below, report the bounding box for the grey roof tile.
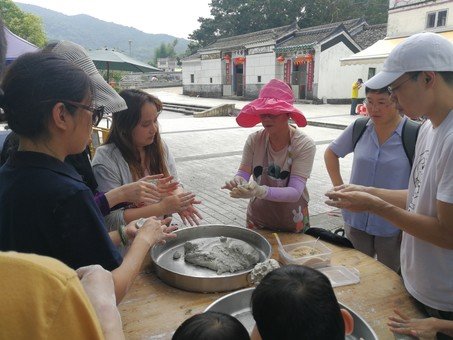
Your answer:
[199,22,298,51]
[353,24,388,49]
[194,18,386,57]
[181,52,201,62]
[277,18,366,48]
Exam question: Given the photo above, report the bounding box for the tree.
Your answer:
[0,0,47,47]
[188,0,388,51]
[301,0,388,27]
[189,0,306,47]
[150,39,178,65]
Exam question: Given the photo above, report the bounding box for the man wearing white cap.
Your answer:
[325,32,453,338]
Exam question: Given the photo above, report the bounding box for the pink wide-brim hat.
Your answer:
[236,79,307,128]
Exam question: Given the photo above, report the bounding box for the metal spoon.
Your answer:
[311,236,320,254]
[273,233,284,250]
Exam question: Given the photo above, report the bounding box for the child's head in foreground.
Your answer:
[251,265,354,340]
[172,311,250,340]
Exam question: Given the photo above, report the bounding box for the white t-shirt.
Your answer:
[402,111,453,311]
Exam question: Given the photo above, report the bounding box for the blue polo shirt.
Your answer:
[329,117,411,236]
[0,151,122,270]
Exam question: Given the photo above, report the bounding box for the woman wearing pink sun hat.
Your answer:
[222,79,316,232]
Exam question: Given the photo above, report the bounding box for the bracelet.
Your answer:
[118,225,128,246]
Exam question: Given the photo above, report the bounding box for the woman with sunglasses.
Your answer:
[0,41,165,218]
[47,40,170,218]
[92,89,202,230]
[222,79,316,233]
[324,86,416,272]
[0,51,177,303]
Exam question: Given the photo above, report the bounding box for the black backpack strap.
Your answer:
[352,117,370,150]
[401,119,421,167]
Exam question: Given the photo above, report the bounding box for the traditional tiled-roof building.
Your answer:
[182,18,386,102]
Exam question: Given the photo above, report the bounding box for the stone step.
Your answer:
[163,102,214,115]
[164,102,211,110]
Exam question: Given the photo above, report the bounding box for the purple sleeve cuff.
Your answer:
[94,192,111,216]
[265,175,306,202]
[236,169,251,181]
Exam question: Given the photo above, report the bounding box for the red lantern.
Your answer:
[234,57,245,65]
[223,54,231,63]
[276,55,285,63]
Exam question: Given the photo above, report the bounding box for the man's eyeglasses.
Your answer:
[387,74,417,94]
[60,100,105,126]
[363,99,393,110]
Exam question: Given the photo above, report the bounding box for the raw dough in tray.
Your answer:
[184,236,260,274]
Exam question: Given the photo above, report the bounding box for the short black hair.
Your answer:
[403,71,453,86]
[358,78,363,83]
[437,71,453,86]
[172,311,249,340]
[1,51,92,139]
[365,86,390,95]
[251,265,344,340]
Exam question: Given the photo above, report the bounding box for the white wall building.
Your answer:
[388,0,453,37]
[274,21,386,102]
[157,57,178,72]
[342,0,453,81]
[182,20,386,102]
[182,23,298,98]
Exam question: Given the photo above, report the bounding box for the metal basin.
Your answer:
[150,225,272,293]
[205,287,378,340]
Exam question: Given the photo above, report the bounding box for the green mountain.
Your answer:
[15,2,189,63]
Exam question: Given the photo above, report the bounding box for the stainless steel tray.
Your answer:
[205,287,378,340]
[150,225,272,293]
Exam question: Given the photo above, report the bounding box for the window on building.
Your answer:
[368,68,376,80]
[210,77,213,83]
[427,13,436,28]
[190,74,194,83]
[427,10,447,28]
[257,76,262,83]
[438,10,447,27]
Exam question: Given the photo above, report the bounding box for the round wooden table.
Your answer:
[119,229,424,339]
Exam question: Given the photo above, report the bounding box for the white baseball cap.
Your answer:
[365,32,453,89]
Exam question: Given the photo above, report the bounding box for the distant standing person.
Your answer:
[350,78,363,115]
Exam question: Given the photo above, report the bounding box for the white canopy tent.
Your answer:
[340,31,453,66]
[4,26,38,64]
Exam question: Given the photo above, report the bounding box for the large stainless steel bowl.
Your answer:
[205,287,378,340]
[150,225,272,293]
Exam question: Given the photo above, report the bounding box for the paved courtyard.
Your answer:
[149,87,356,230]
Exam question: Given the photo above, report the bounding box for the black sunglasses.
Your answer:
[60,100,105,126]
